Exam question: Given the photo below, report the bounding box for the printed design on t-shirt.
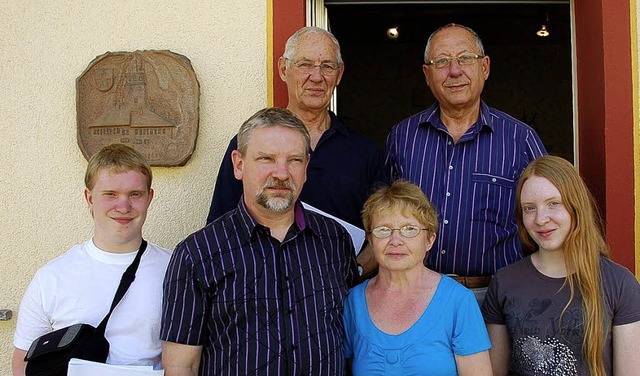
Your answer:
[512,336,577,375]
[504,296,583,375]
[524,298,552,320]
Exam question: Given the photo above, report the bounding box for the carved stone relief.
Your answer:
[77,50,199,166]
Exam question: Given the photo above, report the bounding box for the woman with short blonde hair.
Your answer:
[345,180,492,375]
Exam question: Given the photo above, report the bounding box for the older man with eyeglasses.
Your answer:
[207,26,387,232]
[383,23,547,302]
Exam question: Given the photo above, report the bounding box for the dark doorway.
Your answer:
[327,2,573,161]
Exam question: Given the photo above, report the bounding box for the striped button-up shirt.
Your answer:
[385,101,546,276]
[161,200,358,376]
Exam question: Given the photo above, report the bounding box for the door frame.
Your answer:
[268,0,639,274]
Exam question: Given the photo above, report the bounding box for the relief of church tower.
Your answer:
[77,50,199,166]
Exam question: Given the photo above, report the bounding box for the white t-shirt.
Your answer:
[14,239,171,369]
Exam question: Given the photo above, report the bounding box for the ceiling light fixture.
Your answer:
[386,26,399,40]
[537,13,550,37]
[537,25,549,37]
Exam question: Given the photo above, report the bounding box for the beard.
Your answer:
[255,177,296,212]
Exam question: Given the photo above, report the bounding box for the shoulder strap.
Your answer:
[96,240,148,334]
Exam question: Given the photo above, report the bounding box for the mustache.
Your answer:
[261,178,295,191]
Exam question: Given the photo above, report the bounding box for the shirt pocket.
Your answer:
[470,172,516,226]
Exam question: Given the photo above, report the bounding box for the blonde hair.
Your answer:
[362,180,438,236]
[516,156,609,375]
[85,143,152,191]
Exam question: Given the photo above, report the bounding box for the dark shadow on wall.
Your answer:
[328,3,573,162]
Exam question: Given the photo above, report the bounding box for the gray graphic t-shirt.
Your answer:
[482,256,640,375]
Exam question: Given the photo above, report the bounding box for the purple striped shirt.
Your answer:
[161,200,358,375]
[385,101,546,276]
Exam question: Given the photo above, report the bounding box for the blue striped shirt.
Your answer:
[161,200,358,376]
[385,101,546,276]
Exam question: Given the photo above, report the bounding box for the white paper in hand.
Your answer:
[68,358,165,375]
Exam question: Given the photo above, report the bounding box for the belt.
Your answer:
[449,275,492,289]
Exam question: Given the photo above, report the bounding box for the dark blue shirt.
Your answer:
[161,200,358,376]
[385,101,547,276]
[206,112,388,228]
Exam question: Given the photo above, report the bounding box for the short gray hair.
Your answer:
[237,107,311,155]
[283,26,343,67]
[423,23,485,64]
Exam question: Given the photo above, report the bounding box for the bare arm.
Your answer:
[12,348,27,376]
[162,341,203,376]
[486,324,511,376]
[613,321,640,375]
[455,350,492,375]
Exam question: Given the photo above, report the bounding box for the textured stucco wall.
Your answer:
[0,1,266,373]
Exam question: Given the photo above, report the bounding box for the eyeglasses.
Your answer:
[286,58,341,75]
[425,54,484,69]
[369,225,428,239]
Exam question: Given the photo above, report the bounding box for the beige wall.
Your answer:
[0,1,266,372]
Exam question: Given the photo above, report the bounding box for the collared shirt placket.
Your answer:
[435,132,457,272]
[276,232,299,375]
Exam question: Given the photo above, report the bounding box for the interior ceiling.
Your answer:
[327,3,571,46]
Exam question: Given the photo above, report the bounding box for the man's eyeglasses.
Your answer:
[369,225,428,239]
[425,54,484,69]
[286,58,341,75]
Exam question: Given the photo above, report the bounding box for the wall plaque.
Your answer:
[77,50,199,166]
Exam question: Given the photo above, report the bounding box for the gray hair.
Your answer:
[283,26,343,66]
[237,107,311,155]
[423,23,485,64]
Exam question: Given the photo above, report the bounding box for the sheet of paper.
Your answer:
[301,201,366,255]
[68,358,164,375]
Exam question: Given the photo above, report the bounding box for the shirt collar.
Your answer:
[477,101,495,132]
[233,198,308,239]
[419,100,495,133]
[328,111,350,138]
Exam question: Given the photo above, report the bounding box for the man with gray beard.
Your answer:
[160,107,358,376]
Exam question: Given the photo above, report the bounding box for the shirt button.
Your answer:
[448,165,453,170]
[443,220,449,225]
[386,352,399,364]
[447,140,452,145]
[492,178,497,182]
[446,192,451,197]
[441,249,446,254]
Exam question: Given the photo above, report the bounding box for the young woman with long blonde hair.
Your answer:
[482,156,640,375]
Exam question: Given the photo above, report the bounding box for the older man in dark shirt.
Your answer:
[161,108,358,376]
[207,26,387,229]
